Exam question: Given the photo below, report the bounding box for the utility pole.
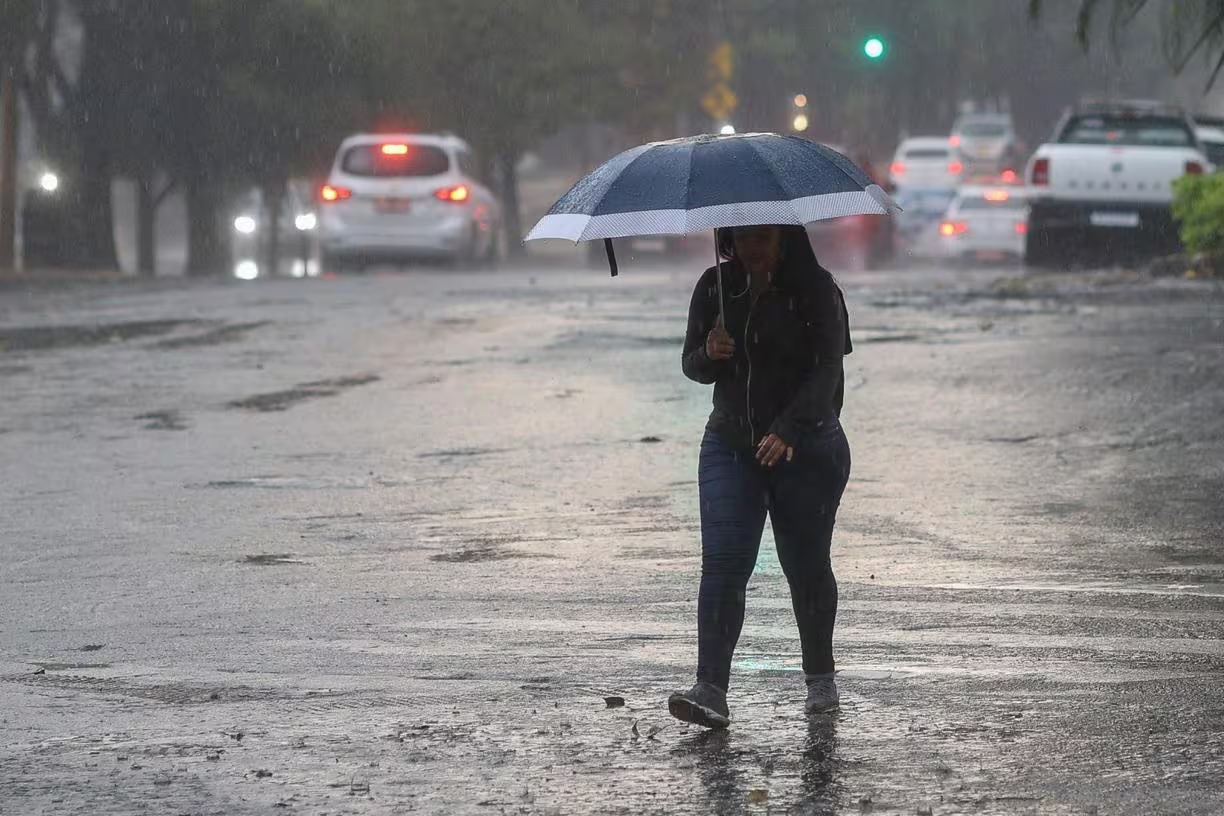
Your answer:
[0,68,17,271]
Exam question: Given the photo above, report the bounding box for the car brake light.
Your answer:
[948,161,964,175]
[890,162,906,176]
[949,135,961,148]
[381,143,410,156]
[984,189,1010,202]
[1185,160,1205,175]
[939,220,968,237]
[434,185,470,203]
[1015,221,1029,235]
[1031,158,1050,186]
[320,185,352,202]
[1000,169,1018,183]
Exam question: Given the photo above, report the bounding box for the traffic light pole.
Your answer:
[0,69,17,272]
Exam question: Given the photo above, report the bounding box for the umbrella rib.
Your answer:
[579,143,667,241]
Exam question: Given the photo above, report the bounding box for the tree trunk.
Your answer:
[136,174,157,277]
[185,177,229,277]
[0,70,17,271]
[262,179,284,278]
[496,152,524,258]
[72,6,119,270]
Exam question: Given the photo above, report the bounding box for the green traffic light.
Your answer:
[864,37,886,60]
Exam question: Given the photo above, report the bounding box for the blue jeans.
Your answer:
[695,423,851,690]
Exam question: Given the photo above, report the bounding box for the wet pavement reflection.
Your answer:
[0,260,1222,813]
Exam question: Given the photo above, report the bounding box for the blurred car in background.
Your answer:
[1195,125,1224,168]
[951,112,1019,176]
[889,137,962,190]
[938,184,1030,263]
[891,186,957,261]
[231,181,319,280]
[1025,99,1206,266]
[317,133,500,270]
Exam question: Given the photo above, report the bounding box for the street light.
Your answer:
[863,37,886,60]
[719,124,736,135]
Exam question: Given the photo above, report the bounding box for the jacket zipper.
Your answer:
[744,295,758,446]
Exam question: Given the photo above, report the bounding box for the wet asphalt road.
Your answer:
[1,258,1222,815]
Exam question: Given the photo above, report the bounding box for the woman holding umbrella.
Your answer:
[524,132,894,730]
[667,223,853,729]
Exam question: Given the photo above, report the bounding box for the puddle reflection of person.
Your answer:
[673,717,841,814]
[668,225,853,730]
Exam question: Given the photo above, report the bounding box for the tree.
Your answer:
[0,0,39,270]
[1032,0,1224,87]
[365,0,627,255]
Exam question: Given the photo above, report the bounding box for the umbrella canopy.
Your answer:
[524,132,899,244]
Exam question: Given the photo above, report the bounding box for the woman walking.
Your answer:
[668,224,853,729]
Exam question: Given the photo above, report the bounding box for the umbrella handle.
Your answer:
[604,239,618,277]
[713,230,726,325]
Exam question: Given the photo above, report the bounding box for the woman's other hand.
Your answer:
[705,321,735,360]
[755,433,793,468]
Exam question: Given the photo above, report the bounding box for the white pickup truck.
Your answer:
[1024,101,1209,267]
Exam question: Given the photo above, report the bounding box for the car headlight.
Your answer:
[39,172,60,193]
[294,213,317,231]
[234,216,257,234]
[234,260,259,280]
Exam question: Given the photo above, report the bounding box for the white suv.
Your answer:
[318,133,501,269]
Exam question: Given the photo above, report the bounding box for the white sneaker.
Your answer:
[805,673,839,714]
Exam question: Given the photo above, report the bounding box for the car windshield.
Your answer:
[957,194,1026,211]
[960,122,1009,137]
[905,148,950,160]
[1059,115,1195,147]
[341,144,451,177]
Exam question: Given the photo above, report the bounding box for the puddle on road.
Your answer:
[0,319,201,352]
[241,553,307,566]
[153,321,271,349]
[134,410,188,431]
[197,476,370,490]
[227,374,380,412]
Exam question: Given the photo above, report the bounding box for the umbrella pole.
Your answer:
[713,230,726,326]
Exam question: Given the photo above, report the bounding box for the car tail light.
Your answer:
[434,185,470,203]
[1185,160,1205,175]
[948,161,964,175]
[381,143,410,156]
[939,220,968,237]
[890,162,906,176]
[1000,169,1018,184]
[1015,221,1029,235]
[1031,158,1050,186]
[320,185,352,203]
[949,135,961,148]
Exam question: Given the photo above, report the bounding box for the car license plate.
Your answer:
[375,197,412,213]
[1090,211,1139,228]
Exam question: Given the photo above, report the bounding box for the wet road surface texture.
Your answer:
[1,260,1222,814]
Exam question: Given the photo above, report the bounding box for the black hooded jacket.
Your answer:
[681,238,852,453]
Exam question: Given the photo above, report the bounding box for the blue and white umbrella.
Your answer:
[525,131,899,246]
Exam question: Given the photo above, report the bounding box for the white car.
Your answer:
[889,137,962,190]
[317,133,501,269]
[951,112,1018,175]
[1025,100,1207,266]
[938,185,1030,262]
